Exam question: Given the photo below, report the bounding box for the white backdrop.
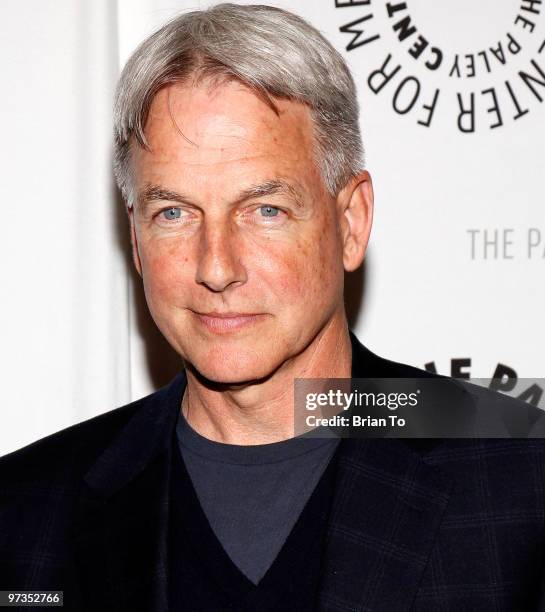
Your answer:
[1,0,543,455]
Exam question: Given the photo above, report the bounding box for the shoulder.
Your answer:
[352,331,542,415]
[0,390,156,489]
[350,333,545,452]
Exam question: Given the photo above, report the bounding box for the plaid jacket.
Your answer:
[1,333,544,611]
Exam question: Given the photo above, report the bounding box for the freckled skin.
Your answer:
[128,80,373,442]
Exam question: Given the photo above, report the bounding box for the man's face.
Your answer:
[129,80,351,384]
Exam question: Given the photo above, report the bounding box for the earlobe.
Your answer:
[341,171,374,272]
[128,206,143,277]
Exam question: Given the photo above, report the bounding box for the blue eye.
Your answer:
[162,207,181,220]
[259,205,279,217]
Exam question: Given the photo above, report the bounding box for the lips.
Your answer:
[198,311,257,318]
[193,311,266,334]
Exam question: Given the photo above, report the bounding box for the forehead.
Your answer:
[131,81,321,193]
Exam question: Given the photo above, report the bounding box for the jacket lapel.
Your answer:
[316,334,456,611]
[317,436,454,611]
[72,372,187,612]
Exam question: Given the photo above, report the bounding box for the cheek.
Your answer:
[276,255,305,298]
[140,239,190,303]
[262,223,342,306]
[305,208,343,277]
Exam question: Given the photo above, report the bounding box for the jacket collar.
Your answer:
[81,330,445,499]
[73,331,455,611]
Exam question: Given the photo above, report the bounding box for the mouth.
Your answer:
[192,311,267,334]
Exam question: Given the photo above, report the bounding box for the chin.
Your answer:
[186,344,283,385]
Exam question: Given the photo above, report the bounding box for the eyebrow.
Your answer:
[137,179,305,212]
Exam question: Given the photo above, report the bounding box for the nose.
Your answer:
[195,219,247,292]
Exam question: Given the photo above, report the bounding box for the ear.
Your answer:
[127,206,143,278]
[337,170,374,272]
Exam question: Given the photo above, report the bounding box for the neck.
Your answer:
[181,310,352,445]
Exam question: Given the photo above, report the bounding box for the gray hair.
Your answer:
[113,3,364,206]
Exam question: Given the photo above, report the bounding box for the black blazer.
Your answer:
[1,333,545,611]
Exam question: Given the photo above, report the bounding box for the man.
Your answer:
[1,4,544,611]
